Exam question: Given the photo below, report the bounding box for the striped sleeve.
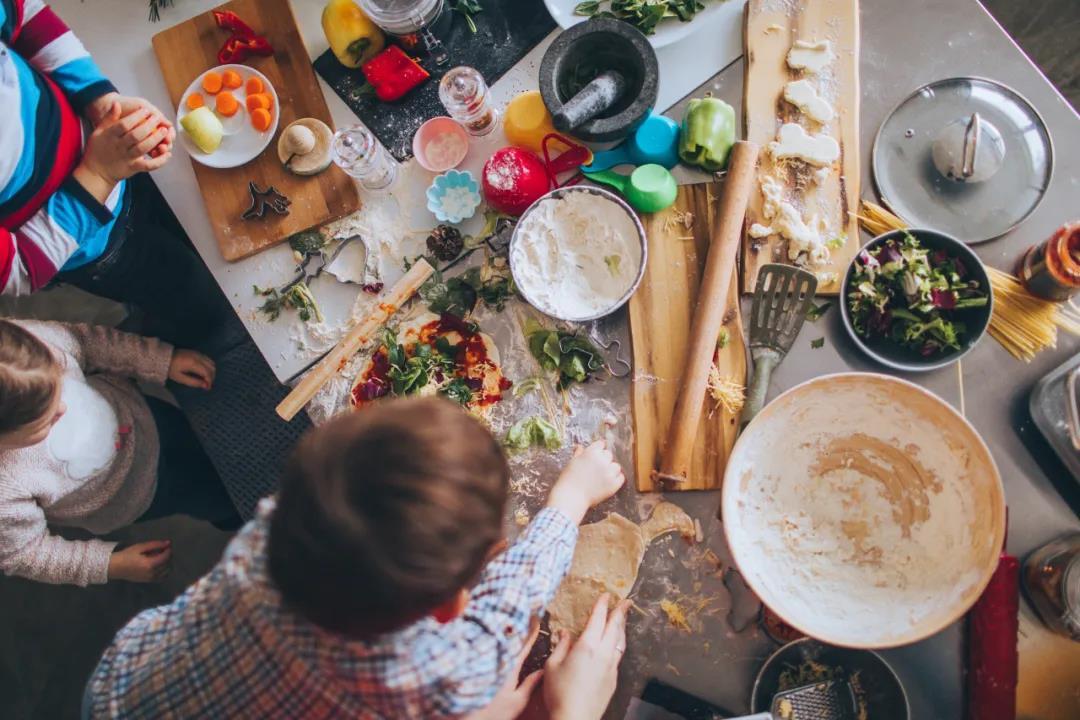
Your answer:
[4,0,115,111]
[0,177,123,294]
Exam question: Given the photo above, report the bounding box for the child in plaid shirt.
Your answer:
[87,396,626,719]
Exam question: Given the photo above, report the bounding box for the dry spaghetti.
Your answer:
[852,200,1080,361]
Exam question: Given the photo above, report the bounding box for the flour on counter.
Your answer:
[755,175,830,264]
[510,192,641,321]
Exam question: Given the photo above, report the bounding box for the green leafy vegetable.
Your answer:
[254,282,323,324]
[810,337,825,349]
[716,327,730,350]
[826,234,847,250]
[525,319,605,390]
[806,302,832,321]
[512,376,544,399]
[288,230,328,257]
[575,0,710,36]
[450,0,483,33]
[441,378,474,405]
[846,232,988,357]
[505,416,561,452]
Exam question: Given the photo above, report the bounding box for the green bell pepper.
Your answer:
[678,97,736,171]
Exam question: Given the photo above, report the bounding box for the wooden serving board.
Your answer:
[152,0,361,261]
[742,0,860,295]
[629,182,747,492]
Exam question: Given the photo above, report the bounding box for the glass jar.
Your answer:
[1021,533,1080,641]
[1017,221,1080,301]
[357,0,444,37]
[439,66,498,137]
[331,125,397,191]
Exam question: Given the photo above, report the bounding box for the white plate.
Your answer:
[542,0,732,48]
[176,64,279,169]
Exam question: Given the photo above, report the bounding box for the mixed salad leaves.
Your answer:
[846,232,988,357]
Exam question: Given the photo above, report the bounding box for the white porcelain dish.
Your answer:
[542,0,738,48]
[176,64,279,169]
[722,373,1006,649]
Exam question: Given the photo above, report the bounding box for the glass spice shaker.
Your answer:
[1017,221,1080,301]
[439,66,498,137]
[357,0,444,37]
[1021,533,1080,641]
[331,125,398,191]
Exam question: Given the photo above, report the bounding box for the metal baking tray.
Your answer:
[1029,352,1080,482]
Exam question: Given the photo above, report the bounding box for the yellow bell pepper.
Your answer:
[322,0,385,69]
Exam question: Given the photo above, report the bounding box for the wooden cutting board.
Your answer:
[152,0,361,261]
[629,182,747,492]
[742,0,860,295]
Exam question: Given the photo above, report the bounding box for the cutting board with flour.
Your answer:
[741,0,861,295]
[629,181,747,492]
[152,0,361,261]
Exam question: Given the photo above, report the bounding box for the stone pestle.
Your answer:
[551,69,628,132]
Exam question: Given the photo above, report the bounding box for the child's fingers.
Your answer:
[113,106,152,135]
[133,127,170,157]
[513,618,541,670]
[135,151,171,173]
[145,548,172,570]
[515,669,543,702]
[601,599,630,657]
[545,630,572,668]
[135,539,172,554]
[580,593,610,646]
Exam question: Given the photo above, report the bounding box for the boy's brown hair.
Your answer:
[268,396,510,637]
[0,320,61,435]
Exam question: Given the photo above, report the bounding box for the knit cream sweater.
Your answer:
[0,321,173,585]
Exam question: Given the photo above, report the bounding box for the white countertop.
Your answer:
[50,0,744,382]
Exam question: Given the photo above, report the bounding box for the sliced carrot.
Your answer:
[201,71,223,94]
[216,91,240,117]
[250,107,272,132]
[245,76,264,95]
[186,93,204,110]
[222,69,243,89]
[245,93,271,113]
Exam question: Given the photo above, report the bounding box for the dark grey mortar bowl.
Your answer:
[538,17,659,143]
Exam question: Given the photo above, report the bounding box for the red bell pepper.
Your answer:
[213,10,256,38]
[211,10,274,64]
[218,35,274,64]
[361,45,429,102]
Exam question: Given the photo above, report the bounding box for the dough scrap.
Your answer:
[548,502,694,635]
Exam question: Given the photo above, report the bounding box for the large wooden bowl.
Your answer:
[722,373,1005,648]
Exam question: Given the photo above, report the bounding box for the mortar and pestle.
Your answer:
[538,17,659,143]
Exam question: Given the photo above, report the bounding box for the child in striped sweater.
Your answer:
[0,318,239,586]
[0,0,228,347]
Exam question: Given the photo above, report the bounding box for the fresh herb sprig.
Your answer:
[450,0,483,33]
[148,0,174,22]
[254,282,323,324]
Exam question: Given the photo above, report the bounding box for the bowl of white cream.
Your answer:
[509,186,647,322]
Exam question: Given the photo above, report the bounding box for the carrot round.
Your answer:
[186,93,205,110]
[250,107,272,132]
[245,76,264,95]
[245,93,271,113]
[201,71,223,94]
[222,69,243,90]
[216,91,240,117]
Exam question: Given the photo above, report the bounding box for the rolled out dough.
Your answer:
[548,502,694,635]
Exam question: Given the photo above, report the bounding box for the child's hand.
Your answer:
[73,102,172,201]
[108,540,172,583]
[169,349,216,390]
[545,441,625,524]
[86,93,176,157]
[544,594,629,720]
[463,621,543,720]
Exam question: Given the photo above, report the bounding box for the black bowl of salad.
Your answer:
[840,228,992,372]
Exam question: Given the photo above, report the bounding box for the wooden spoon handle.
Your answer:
[275,259,435,421]
[655,141,759,486]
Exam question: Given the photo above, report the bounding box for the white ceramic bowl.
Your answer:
[176,64,279,169]
[543,0,736,48]
[722,373,1006,649]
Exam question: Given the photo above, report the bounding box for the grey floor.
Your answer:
[1,1,1078,718]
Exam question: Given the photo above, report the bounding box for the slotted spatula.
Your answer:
[731,680,858,720]
[739,263,818,429]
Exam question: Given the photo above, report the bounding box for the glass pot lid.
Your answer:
[872,77,1053,244]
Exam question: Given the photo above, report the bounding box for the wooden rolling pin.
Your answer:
[275,259,435,421]
[654,141,759,486]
